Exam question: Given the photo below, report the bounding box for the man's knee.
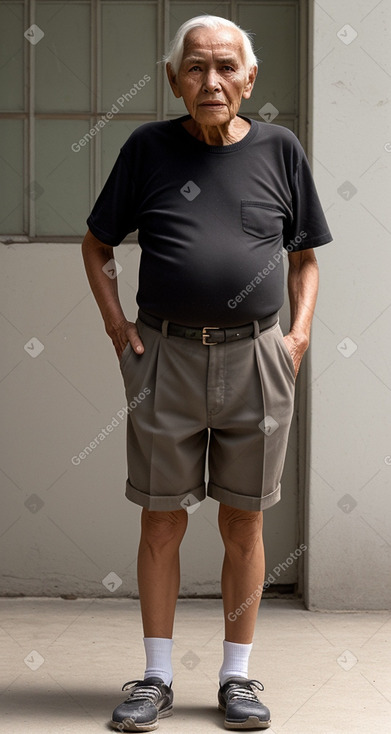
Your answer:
[140,508,188,548]
[218,504,263,558]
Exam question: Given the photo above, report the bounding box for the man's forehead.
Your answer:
[182,26,245,60]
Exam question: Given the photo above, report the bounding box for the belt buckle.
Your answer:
[202,326,219,346]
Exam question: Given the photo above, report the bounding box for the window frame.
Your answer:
[0,0,309,242]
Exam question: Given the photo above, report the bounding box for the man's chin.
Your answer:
[194,106,231,126]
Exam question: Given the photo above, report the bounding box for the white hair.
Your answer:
[164,15,258,75]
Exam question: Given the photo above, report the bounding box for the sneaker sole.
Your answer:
[224,716,271,730]
[111,705,173,732]
[219,704,271,730]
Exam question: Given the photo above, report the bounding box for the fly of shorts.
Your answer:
[119,317,295,512]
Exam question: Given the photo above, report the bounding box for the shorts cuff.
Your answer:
[125,479,206,511]
[208,482,281,511]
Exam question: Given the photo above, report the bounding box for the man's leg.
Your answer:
[217,503,270,729]
[111,508,188,731]
[137,507,188,639]
[138,508,188,684]
[218,503,265,647]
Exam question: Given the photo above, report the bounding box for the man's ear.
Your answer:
[242,65,258,100]
[166,63,182,99]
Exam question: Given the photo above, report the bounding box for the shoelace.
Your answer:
[121,680,162,703]
[226,679,265,702]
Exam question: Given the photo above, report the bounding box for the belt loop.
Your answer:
[252,320,260,339]
[162,319,169,338]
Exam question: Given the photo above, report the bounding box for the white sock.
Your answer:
[143,637,173,686]
[219,640,253,686]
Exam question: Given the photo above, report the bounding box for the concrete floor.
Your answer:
[0,597,390,733]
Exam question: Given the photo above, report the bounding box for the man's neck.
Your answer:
[182,116,250,146]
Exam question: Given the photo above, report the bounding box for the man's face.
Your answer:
[167,26,257,126]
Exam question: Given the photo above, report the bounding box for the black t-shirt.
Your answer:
[87,115,332,326]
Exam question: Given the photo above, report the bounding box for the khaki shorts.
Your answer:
[119,316,295,512]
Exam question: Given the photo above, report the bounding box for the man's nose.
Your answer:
[202,69,221,92]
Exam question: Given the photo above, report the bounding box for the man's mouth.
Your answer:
[200,102,225,106]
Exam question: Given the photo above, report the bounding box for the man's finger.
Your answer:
[127,323,145,354]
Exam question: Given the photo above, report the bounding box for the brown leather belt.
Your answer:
[138,309,278,346]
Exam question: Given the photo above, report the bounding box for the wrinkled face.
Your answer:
[167,26,257,126]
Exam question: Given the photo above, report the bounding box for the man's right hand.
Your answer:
[81,230,145,360]
[107,319,145,360]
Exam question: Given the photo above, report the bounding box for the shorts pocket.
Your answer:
[119,342,132,370]
[241,200,284,240]
[276,325,296,379]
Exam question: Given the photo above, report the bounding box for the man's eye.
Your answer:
[189,65,202,72]
[222,65,234,72]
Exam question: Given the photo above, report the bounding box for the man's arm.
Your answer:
[81,229,144,358]
[283,248,319,377]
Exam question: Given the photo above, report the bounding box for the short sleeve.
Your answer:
[86,150,137,246]
[283,149,333,252]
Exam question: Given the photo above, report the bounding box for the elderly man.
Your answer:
[82,15,332,732]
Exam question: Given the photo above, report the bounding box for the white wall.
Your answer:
[306,0,391,609]
[0,242,227,597]
[0,242,296,598]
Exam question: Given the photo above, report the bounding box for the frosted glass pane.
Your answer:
[238,4,298,115]
[0,120,24,234]
[274,118,295,133]
[167,3,230,116]
[0,2,24,111]
[35,3,90,112]
[101,3,156,113]
[101,121,145,182]
[169,1,229,30]
[35,120,90,236]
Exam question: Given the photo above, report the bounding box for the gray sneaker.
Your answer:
[111,677,173,732]
[218,677,271,729]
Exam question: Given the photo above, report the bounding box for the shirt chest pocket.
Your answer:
[241,200,284,240]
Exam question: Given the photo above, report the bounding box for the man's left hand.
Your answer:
[283,333,309,378]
